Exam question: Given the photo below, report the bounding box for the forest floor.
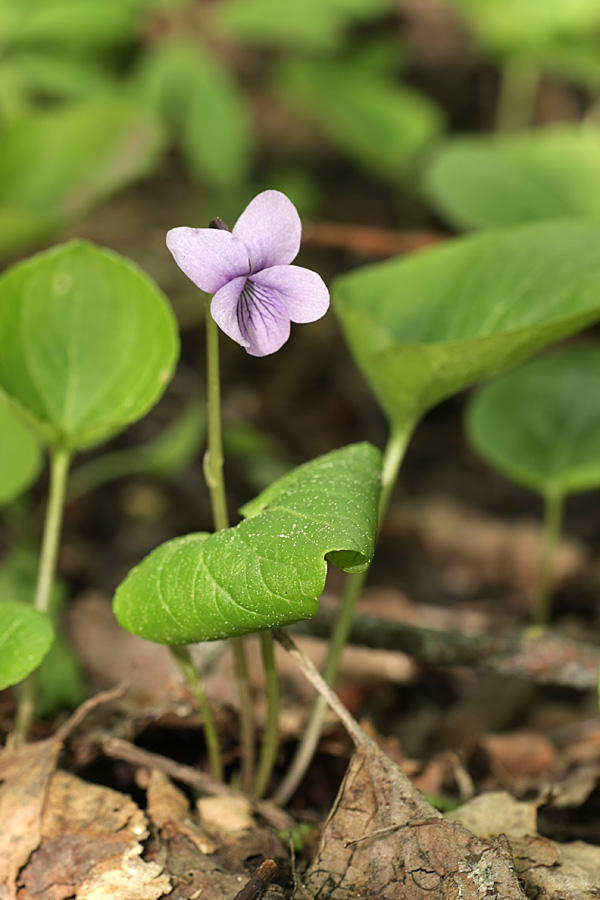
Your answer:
[2,175,600,899]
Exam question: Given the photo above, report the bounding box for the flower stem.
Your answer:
[170,644,224,782]
[273,420,415,805]
[253,631,281,798]
[533,490,564,627]
[204,296,229,533]
[203,296,255,790]
[11,446,71,747]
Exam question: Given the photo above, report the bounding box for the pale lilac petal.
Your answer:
[233,190,301,272]
[211,276,249,348]
[238,279,291,356]
[166,227,249,294]
[251,265,329,323]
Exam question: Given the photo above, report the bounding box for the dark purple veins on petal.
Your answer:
[236,279,290,355]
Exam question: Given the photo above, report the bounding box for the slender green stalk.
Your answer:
[204,296,229,533]
[273,421,415,806]
[170,644,224,782]
[495,58,540,132]
[11,446,71,747]
[533,490,564,627]
[203,297,255,791]
[253,631,281,798]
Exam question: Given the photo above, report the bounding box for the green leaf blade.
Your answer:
[423,127,600,230]
[0,601,54,690]
[0,240,179,450]
[466,344,600,496]
[334,221,600,429]
[113,443,382,643]
[0,393,41,504]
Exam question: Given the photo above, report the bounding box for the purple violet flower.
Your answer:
[166,190,330,357]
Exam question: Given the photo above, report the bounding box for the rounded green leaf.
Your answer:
[334,221,600,430]
[0,601,54,690]
[466,344,600,496]
[113,443,382,644]
[423,127,600,230]
[0,240,179,450]
[0,393,42,504]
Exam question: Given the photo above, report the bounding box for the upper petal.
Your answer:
[232,190,301,272]
[166,227,249,294]
[211,276,249,348]
[251,265,330,323]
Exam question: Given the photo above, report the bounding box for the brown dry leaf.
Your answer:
[18,769,169,899]
[481,731,557,780]
[145,771,285,900]
[0,740,61,900]
[197,795,256,835]
[450,791,600,899]
[303,742,527,899]
[146,768,217,854]
[391,495,586,594]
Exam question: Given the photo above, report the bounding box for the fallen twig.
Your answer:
[293,611,600,690]
[100,735,295,831]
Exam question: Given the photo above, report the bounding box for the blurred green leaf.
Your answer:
[279,59,442,179]
[334,221,600,430]
[0,601,54,690]
[0,240,179,451]
[423,127,600,229]
[114,443,382,644]
[34,633,87,717]
[4,1,138,51]
[466,344,600,496]
[13,50,116,102]
[445,0,600,58]
[215,0,390,52]
[0,98,165,259]
[69,399,205,498]
[133,39,253,188]
[0,546,66,615]
[0,393,41,505]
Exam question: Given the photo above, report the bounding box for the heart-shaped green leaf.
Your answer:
[466,344,600,496]
[0,393,42,504]
[113,442,382,644]
[0,240,179,450]
[334,221,600,430]
[0,601,54,690]
[423,127,600,229]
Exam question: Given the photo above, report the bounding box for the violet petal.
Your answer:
[166,227,249,294]
[251,265,330,323]
[211,276,249,348]
[233,190,301,273]
[237,278,291,356]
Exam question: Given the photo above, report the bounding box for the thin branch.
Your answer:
[99,736,295,832]
[292,610,600,691]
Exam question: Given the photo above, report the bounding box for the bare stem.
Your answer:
[253,631,280,798]
[171,644,224,782]
[11,446,71,746]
